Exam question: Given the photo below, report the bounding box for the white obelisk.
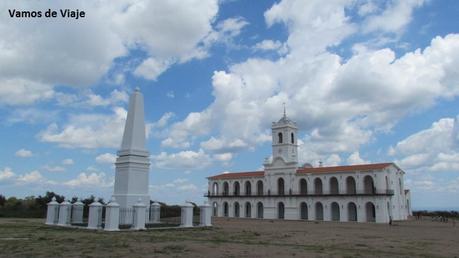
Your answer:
[113,88,150,208]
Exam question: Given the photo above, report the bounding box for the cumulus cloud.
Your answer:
[96,153,117,164]
[15,148,33,158]
[151,149,212,170]
[0,167,15,181]
[63,171,113,188]
[43,165,66,173]
[16,170,54,185]
[62,159,74,166]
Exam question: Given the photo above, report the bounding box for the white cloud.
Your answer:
[150,178,199,193]
[134,58,172,81]
[0,78,54,106]
[64,171,113,188]
[213,152,233,162]
[151,149,212,170]
[16,170,52,185]
[38,107,127,149]
[0,167,15,181]
[15,148,33,158]
[96,153,117,164]
[43,165,66,173]
[254,39,284,52]
[62,159,74,166]
[86,89,129,107]
[346,151,368,165]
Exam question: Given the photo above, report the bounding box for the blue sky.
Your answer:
[1,0,458,210]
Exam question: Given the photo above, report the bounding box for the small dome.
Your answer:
[302,163,313,168]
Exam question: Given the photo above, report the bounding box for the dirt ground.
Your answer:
[0,217,458,258]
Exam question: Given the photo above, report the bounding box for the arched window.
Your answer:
[245,181,252,196]
[291,133,294,144]
[315,202,323,220]
[364,176,375,194]
[213,202,218,216]
[348,202,357,222]
[331,202,340,221]
[278,202,285,219]
[299,178,307,195]
[234,181,240,196]
[223,182,229,196]
[365,202,376,222]
[278,132,283,143]
[223,202,229,217]
[278,178,285,195]
[245,202,251,218]
[212,182,219,195]
[330,177,339,194]
[385,176,389,190]
[257,202,264,218]
[234,202,240,217]
[257,180,263,195]
[314,178,323,195]
[346,176,356,194]
[300,202,308,220]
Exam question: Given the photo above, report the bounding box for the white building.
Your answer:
[207,113,412,223]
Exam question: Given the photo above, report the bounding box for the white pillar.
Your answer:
[87,201,103,229]
[150,202,160,223]
[133,199,146,230]
[199,203,212,226]
[71,199,84,224]
[45,197,59,225]
[180,203,193,228]
[104,198,120,231]
[57,199,72,226]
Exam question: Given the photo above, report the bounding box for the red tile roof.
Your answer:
[208,163,394,180]
[208,171,264,180]
[296,162,393,174]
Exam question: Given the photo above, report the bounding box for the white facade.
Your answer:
[207,114,411,223]
[113,88,151,208]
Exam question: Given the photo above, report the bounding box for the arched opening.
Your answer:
[234,182,240,196]
[346,176,356,194]
[300,202,308,220]
[223,182,229,196]
[331,202,340,221]
[213,202,218,216]
[278,202,285,219]
[245,202,251,218]
[278,132,283,143]
[257,202,264,219]
[234,202,240,217]
[365,202,376,222]
[348,202,357,221]
[385,176,389,190]
[299,178,307,195]
[212,182,219,195]
[291,132,294,144]
[314,178,323,194]
[223,202,229,217]
[245,181,252,196]
[257,180,263,195]
[364,176,375,194]
[330,177,339,194]
[315,202,323,220]
[278,178,285,195]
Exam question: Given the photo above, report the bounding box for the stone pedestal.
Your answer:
[104,198,120,231]
[71,200,84,224]
[57,199,72,226]
[199,203,212,226]
[133,199,146,230]
[45,197,59,225]
[88,201,103,229]
[150,202,160,223]
[180,203,193,228]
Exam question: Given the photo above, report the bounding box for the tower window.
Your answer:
[291,133,294,144]
[278,132,283,143]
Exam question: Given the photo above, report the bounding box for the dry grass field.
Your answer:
[0,217,458,258]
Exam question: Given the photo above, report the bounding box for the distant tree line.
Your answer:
[0,192,198,219]
[413,210,459,219]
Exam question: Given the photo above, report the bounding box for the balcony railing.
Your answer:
[205,189,394,198]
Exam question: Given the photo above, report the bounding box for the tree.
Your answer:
[0,195,5,206]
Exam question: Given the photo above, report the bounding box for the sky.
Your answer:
[0,0,458,210]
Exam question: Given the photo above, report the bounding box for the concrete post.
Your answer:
[180,202,193,228]
[87,201,103,229]
[133,199,146,230]
[71,199,84,224]
[150,202,160,223]
[199,203,212,226]
[45,197,59,225]
[57,199,72,226]
[104,197,120,231]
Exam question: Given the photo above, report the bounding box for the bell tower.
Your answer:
[271,106,298,164]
